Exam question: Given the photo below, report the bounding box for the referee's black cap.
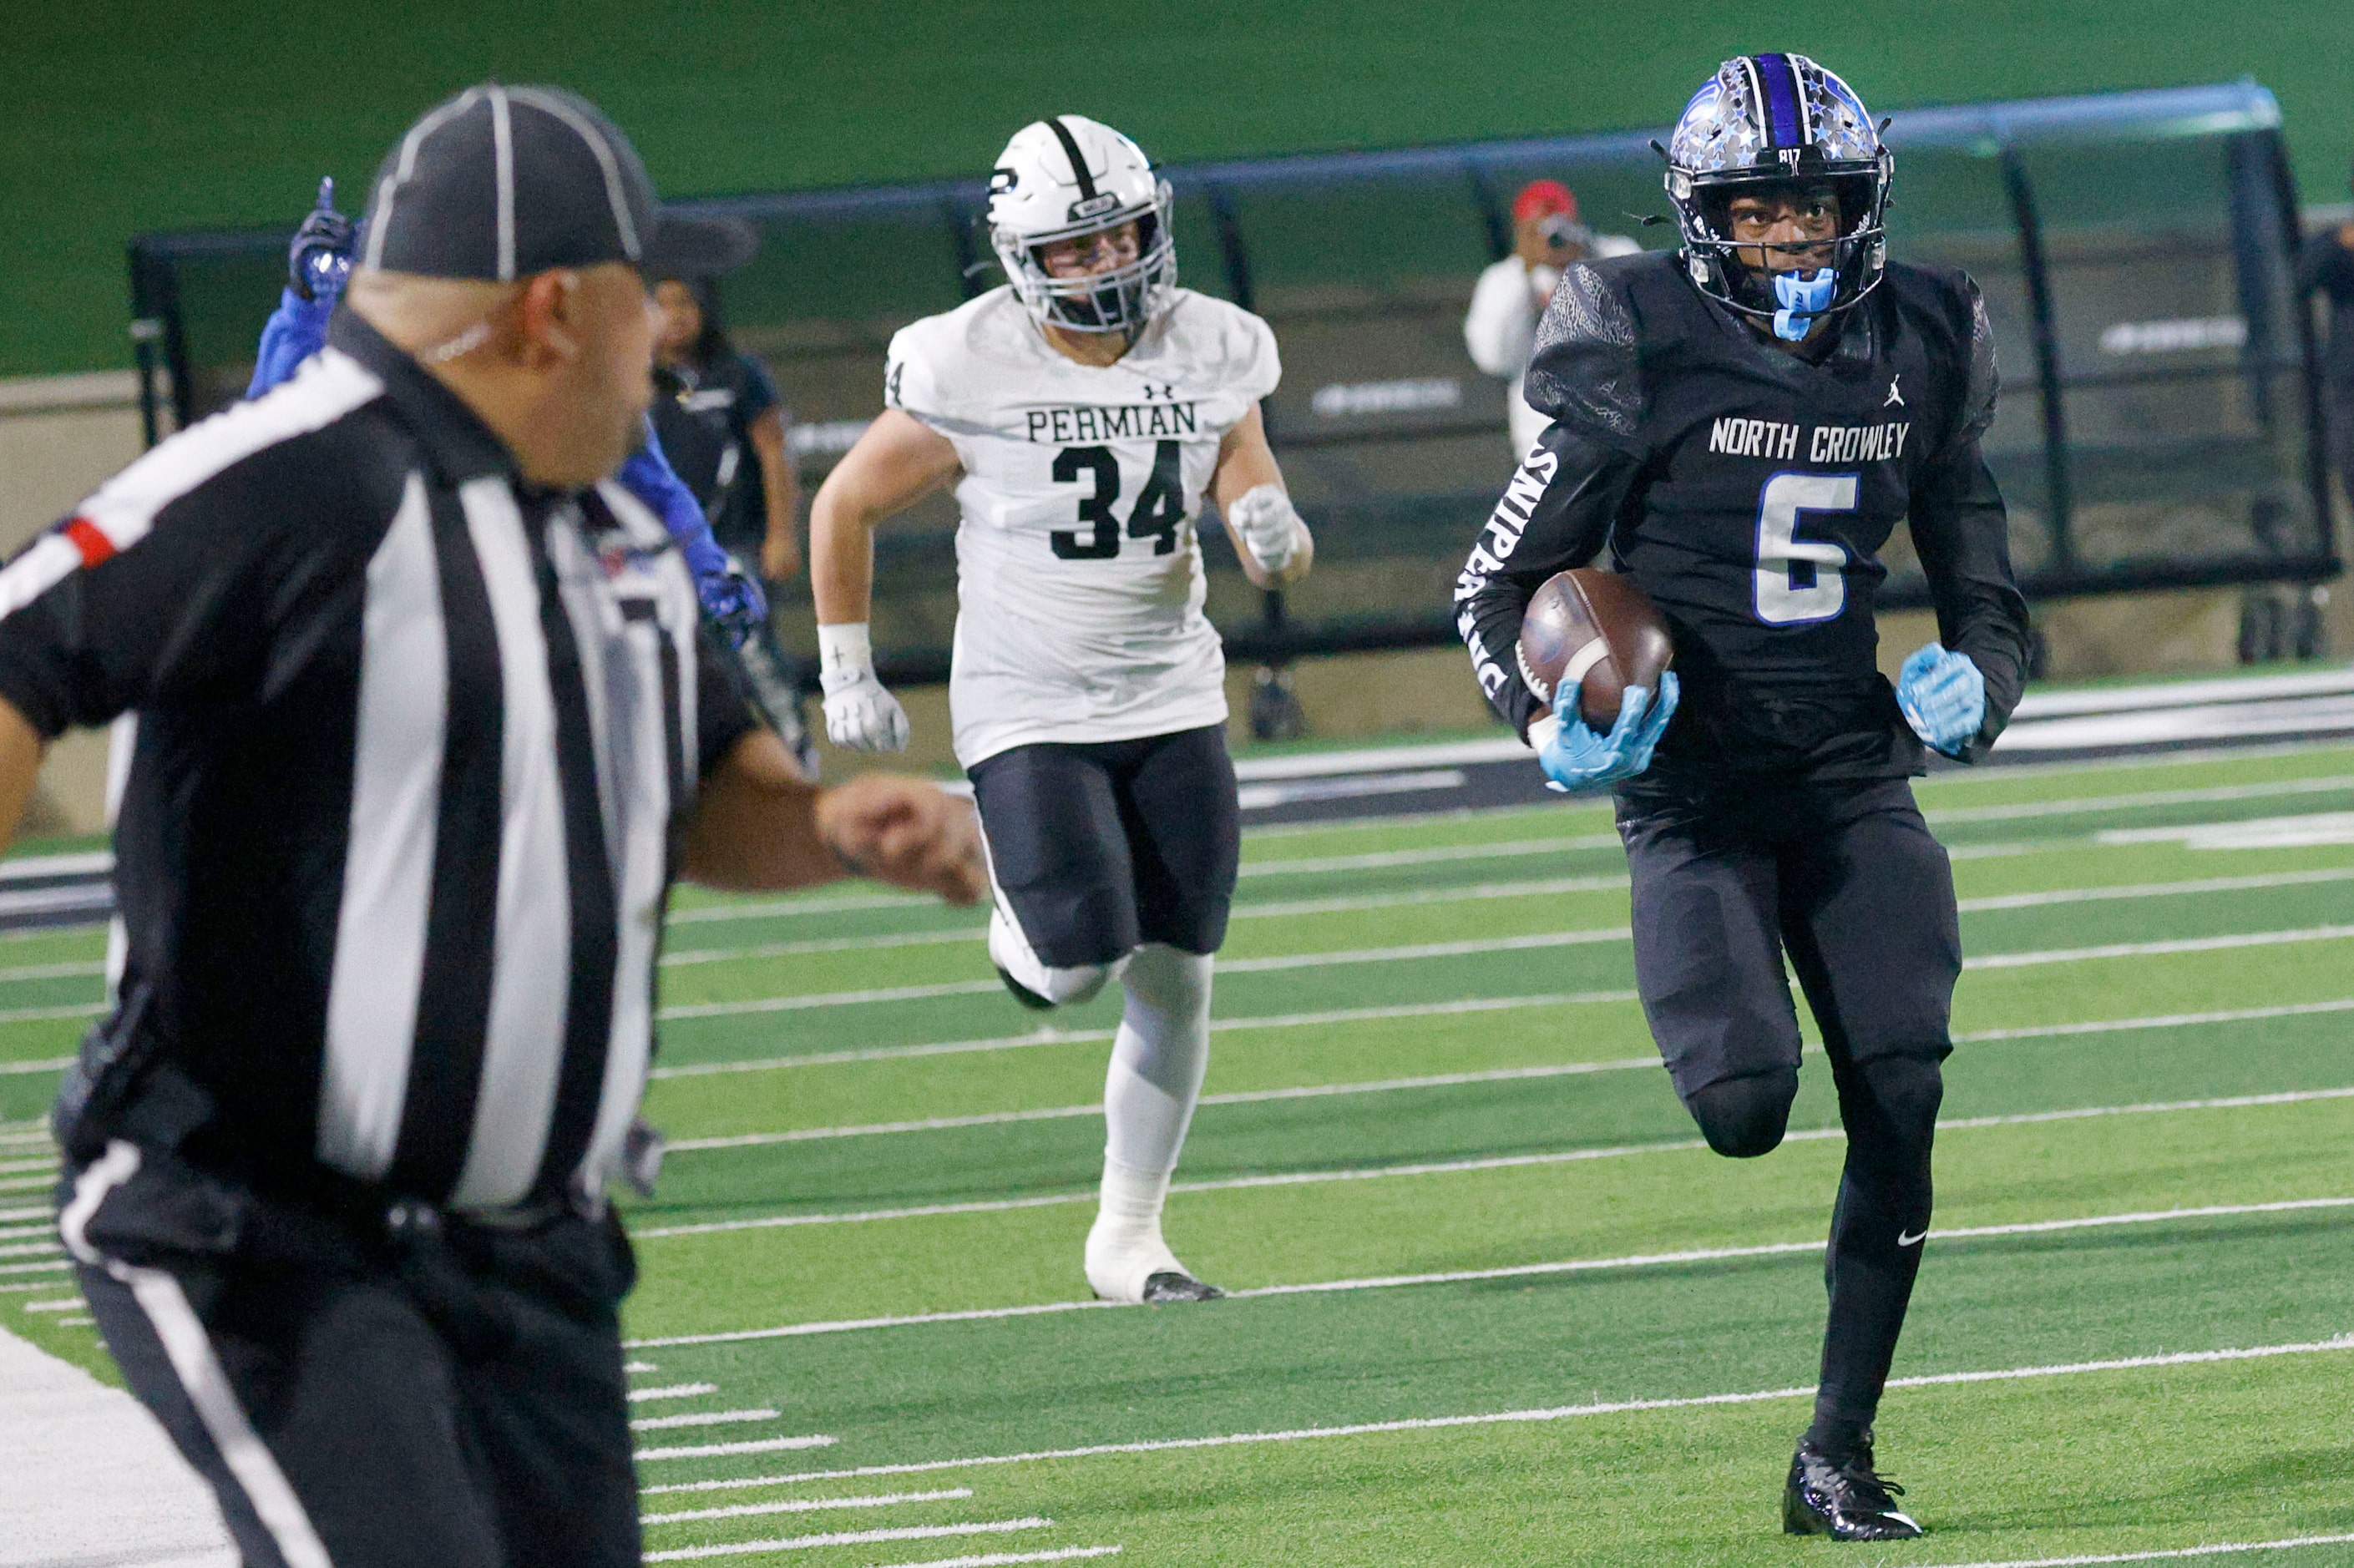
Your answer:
[359,83,757,282]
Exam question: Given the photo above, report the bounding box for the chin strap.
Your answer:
[1772,269,1836,341]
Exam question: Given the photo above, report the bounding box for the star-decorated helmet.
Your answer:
[1663,53,1892,338]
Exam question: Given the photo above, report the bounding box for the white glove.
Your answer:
[1228,483,1304,575]
[818,622,909,752]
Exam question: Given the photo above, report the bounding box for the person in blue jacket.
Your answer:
[252,181,775,657]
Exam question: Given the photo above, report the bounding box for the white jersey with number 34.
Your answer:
[885,285,1280,767]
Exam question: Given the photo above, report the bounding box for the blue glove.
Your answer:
[246,180,351,400]
[1896,642,1986,756]
[701,556,771,649]
[1536,670,1679,792]
[289,177,354,303]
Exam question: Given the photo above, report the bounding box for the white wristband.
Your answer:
[817,621,876,680]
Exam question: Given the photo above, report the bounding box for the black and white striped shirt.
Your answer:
[0,312,753,1214]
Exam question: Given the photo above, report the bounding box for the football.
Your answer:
[1516,568,1675,730]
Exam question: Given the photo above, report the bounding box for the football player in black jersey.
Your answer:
[1455,53,2030,1541]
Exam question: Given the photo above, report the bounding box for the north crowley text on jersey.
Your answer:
[1707,417,1912,464]
[1025,403,1202,443]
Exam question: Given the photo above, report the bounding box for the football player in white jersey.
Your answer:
[809,115,1311,1304]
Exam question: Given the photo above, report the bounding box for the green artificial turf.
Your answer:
[6,740,2354,1564]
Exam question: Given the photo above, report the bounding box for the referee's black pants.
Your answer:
[1616,775,1958,1449]
[62,1139,640,1568]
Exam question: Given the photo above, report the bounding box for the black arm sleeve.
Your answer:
[1455,422,1645,741]
[694,625,762,780]
[1458,258,1652,741]
[1911,276,2029,763]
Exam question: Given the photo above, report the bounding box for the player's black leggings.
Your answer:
[1617,775,1959,1452]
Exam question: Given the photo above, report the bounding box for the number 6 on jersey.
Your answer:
[1753,472,1855,625]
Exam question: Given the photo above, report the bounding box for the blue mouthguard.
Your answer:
[1771,269,1836,341]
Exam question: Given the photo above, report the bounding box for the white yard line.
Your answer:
[636,1433,837,1462]
[1966,925,2354,969]
[864,1550,1121,1568]
[1921,1534,2354,1566]
[0,1057,75,1075]
[661,862,2354,980]
[1956,998,2354,1041]
[630,1407,779,1431]
[663,1059,1663,1153]
[641,1488,974,1525]
[624,1197,2354,1348]
[628,1086,2354,1241]
[647,994,1639,1080]
[1924,774,2354,824]
[645,1518,1052,1562]
[626,1382,718,1403]
[654,917,2354,1023]
[0,1002,104,1025]
[0,959,105,984]
[627,1335,2354,1494]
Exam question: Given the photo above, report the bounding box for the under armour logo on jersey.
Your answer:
[1885,375,1906,408]
[1137,381,1177,401]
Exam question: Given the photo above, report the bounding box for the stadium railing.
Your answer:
[127,81,2332,686]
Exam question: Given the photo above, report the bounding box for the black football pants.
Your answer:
[1617,776,1959,1445]
[63,1141,640,1568]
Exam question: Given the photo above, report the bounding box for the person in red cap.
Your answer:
[1465,180,1641,458]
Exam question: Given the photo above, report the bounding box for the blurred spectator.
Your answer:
[651,275,820,771]
[2301,185,2354,514]
[651,276,803,580]
[1465,180,1642,460]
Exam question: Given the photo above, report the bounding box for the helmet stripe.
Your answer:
[1753,53,1805,149]
[1044,117,1100,202]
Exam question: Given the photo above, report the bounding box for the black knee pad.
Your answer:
[1687,1068,1800,1159]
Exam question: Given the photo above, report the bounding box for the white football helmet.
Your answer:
[987,115,1175,336]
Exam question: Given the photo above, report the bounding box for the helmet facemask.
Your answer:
[992,186,1177,339]
[1664,54,1893,339]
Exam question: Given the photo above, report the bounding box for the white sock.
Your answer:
[1085,945,1212,1302]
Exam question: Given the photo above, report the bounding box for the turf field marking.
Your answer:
[0,1205,48,1222]
[625,1335,2354,1492]
[630,1087,2354,1239]
[624,1197,2354,1347]
[659,873,1645,966]
[646,993,1638,1080]
[1922,773,2354,823]
[641,1488,975,1525]
[627,1383,720,1403]
[644,1518,1053,1562]
[21,1297,80,1312]
[635,1434,838,1462]
[1955,997,2354,1042]
[2099,812,2354,851]
[866,1551,1121,1568]
[0,959,104,984]
[625,1360,658,1373]
[1921,1535,2354,1566]
[0,1156,58,1176]
[0,1002,104,1025]
[662,1059,1664,1152]
[630,1408,781,1431]
[1955,867,2354,909]
[654,923,2354,1022]
[671,890,934,924]
[0,1240,62,1257]
[1965,924,2354,969]
[655,867,2354,971]
[1240,835,1621,877]
[0,1057,75,1075]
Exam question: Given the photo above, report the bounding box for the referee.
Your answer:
[0,86,980,1568]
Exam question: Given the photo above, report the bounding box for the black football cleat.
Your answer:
[1140,1270,1226,1303]
[995,966,1056,1011]
[1784,1436,1922,1541]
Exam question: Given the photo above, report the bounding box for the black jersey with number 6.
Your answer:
[1456,250,2028,780]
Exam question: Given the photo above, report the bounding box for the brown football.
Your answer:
[1516,568,1675,730]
